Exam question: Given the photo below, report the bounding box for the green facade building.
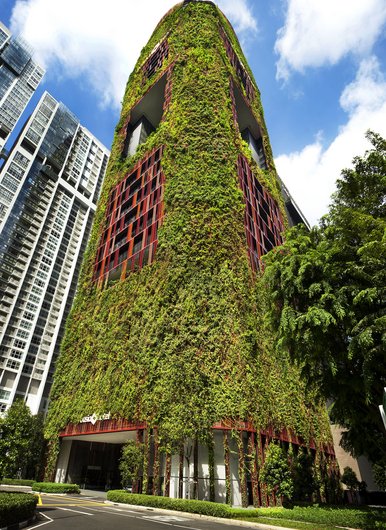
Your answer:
[46,1,335,505]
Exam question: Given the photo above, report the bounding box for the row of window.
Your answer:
[143,38,169,80]
[237,155,284,270]
[220,25,255,103]
[93,147,164,283]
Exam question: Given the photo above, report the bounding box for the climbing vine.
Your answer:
[45,1,332,477]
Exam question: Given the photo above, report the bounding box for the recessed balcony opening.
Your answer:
[233,83,267,170]
[123,73,167,158]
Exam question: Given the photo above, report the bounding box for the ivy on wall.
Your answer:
[45,1,332,468]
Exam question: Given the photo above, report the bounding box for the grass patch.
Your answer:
[32,482,80,494]
[244,517,340,530]
[231,506,386,530]
[0,492,37,527]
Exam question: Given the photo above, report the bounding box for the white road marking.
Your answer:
[29,512,54,529]
[65,505,204,529]
[143,515,189,522]
[57,507,94,516]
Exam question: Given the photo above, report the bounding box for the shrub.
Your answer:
[1,478,35,486]
[0,492,37,527]
[107,490,230,517]
[32,482,80,494]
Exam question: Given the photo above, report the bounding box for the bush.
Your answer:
[107,490,231,517]
[0,492,37,527]
[32,482,80,494]
[1,478,35,486]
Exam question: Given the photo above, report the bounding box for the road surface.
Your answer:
[32,493,276,530]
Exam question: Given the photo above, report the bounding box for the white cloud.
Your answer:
[275,0,386,80]
[217,0,257,34]
[275,56,386,226]
[10,0,257,109]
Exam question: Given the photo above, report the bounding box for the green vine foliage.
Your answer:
[46,1,332,462]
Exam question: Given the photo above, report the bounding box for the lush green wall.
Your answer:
[46,1,331,459]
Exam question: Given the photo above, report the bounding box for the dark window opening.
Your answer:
[233,83,267,170]
[123,73,167,158]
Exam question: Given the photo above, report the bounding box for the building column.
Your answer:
[54,439,72,484]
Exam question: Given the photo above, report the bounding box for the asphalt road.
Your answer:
[33,494,267,530]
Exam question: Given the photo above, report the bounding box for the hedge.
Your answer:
[106,493,386,529]
[0,493,37,527]
[107,491,230,517]
[0,478,35,486]
[32,482,80,494]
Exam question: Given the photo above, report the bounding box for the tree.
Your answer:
[373,463,386,491]
[292,451,318,502]
[263,131,386,467]
[341,467,361,491]
[0,399,44,479]
[119,440,143,489]
[260,442,294,500]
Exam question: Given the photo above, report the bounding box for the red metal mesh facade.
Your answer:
[237,155,284,270]
[163,65,173,112]
[143,39,169,80]
[220,25,255,103]
[93,147,164,283]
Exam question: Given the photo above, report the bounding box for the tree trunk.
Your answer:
[178,444,184,498]
[238,431,248,507]
[248,431,260,507]
[153,428,161,496]
[164,452,171,497]
[208,433,215,502]
[193,438,198,500]
[223,430,231,505]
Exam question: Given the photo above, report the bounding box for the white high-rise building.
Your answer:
[0,21,44,151]
[0,91,109,414]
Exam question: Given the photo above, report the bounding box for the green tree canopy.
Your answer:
[0,399,45,479]
[263,131,386,466]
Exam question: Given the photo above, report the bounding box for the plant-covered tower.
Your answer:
[46,0,335,505]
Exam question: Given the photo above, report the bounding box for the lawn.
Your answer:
[231,505,386,530]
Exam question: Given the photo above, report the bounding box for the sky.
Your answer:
[1,0,386,226]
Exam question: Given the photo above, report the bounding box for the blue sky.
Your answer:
[1,0,386,225]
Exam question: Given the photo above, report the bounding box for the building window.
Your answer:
[125,117,155,158]
[237,155,284,271]
[143,38,169,80]
[0,390,10,400]
[231,80,267,170]
[94,146,165,283]
[123,72,168,158]
[220,25,255,103]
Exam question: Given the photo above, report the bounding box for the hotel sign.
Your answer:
[80,413,110,425]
